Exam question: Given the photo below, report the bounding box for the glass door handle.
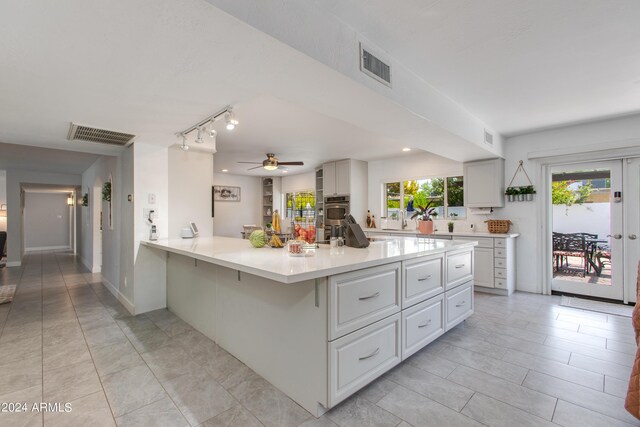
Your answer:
[629,234,637,240]
[607,234,622,240]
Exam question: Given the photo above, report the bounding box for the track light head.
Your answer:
[180,135,189,151]
[225,110,238,131]
[209,128,217,138]
[195,127,204,144]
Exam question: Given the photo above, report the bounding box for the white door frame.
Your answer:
[623,157,640,303]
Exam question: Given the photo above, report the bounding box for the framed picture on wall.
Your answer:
[213,185,241,202]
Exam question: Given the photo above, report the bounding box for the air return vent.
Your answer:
[484,129,494,146]
[67,123,135,146]
[360,43,391,87]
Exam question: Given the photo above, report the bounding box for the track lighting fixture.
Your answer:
[175,105,237,152]
[195,127,204,144]
[180,135,189,151]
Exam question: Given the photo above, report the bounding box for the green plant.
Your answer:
[81,193,89,207]
[410,201,438,221]
[552,180,592,206]
[505,187,518,195]
[520,185,536,195]
[448,221,454,232]
[102,182,111,202]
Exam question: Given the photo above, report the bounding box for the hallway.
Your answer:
[0,252,639,426]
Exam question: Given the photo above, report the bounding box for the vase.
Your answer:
[417,220,434,234]
[517,194,524,201]
[448,224,454,232]
[525,194,534,201]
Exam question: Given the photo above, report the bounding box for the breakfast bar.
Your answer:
[141,236,476,416]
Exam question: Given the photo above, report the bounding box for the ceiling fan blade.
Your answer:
[278,161,304,166]
[237,161,262,164]
[247,165,264,171]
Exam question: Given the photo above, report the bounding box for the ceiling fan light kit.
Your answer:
[177,105,238,151]
[239,153,304,172]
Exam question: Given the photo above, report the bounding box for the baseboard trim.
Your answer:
[25,245,71,252]
[80,255,101,274]
[5,261,21,267]
[102,276,135,315]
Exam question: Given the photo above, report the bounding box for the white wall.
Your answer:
[168,147,214,238]
[500,113,640,294]
[23,192,70,250]
[281,171,315,194]
[553,203,610,244]
[5,170,81,266]
[0,170,6,232]
[212,172,262,237]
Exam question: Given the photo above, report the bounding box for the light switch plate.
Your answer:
[148,193,156,204]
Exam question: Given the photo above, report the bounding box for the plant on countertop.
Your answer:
[102,182,111,202]
[410,201,438,221]
[448,221,454,232]
[81,193,89,207]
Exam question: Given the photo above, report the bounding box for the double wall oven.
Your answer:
[323,195,350,242]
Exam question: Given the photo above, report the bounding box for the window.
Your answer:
[285,191,315,222]
[384,176,465,219]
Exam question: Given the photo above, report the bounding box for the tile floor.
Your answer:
[0,250,639,426]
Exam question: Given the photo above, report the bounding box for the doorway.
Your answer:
[550,160,623,300]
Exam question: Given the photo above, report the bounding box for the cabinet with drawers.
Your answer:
[328,248,474,407]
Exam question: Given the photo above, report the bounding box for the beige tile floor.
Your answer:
[0,250,639,426]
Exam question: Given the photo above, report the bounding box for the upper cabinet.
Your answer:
[323,160,351,196]
[463,158,505,208]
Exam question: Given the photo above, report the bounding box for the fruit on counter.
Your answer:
[249,230,268,248]
[269,234,284,248]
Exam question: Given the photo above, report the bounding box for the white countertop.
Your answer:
[363,228,519,238]
[142,236,476,284]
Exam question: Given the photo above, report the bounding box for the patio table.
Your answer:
[585,238,608,276]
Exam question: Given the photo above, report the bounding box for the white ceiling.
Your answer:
[319,0,640,136]
[1,0,638,178]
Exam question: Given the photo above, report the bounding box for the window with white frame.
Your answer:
[384,176,465,219]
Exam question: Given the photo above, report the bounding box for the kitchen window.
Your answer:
[285,191,315,222]
[384,176,465,219]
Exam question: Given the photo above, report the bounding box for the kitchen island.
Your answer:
[141,236,476,416]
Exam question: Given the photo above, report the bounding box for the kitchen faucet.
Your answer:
[400,210,407,229]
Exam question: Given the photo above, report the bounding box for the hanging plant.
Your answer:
[81,193,89,207]
[102,182,111,202]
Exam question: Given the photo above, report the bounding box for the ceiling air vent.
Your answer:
[360,43,391,87]
[67,123,135,146]
[484,129,494,146]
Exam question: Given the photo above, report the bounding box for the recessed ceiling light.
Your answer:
[221,169,228,173]
[402,148,411,152]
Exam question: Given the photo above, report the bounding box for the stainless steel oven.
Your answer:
[324,195,349,241]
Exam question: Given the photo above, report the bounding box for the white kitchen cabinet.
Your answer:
[322,159,368,223]
[323,160,350,196]
[463,158,505,208]
[402,253,444,308]
[473,247,495,288]
[445,249,473,290]
[401,294,445,359]
[445,281,474,330]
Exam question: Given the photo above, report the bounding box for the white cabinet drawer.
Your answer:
[494,258,506,268]
[402,294,445,359]
[454,236,493,249]
[402,254,444,308]
[445,281,474,330]
[494,248,506,258]
[494,238,506,248]
[495,278,507,289]
[494,268,507,279]
[446,249,473,290]
[329,263,401,340]
[329,314,401,406]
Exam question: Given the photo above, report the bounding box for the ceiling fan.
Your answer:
[238,153,304,171]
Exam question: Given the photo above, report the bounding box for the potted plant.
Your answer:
[505,187,518,202]
[521,185,536,201]
[81,193,89,207]
[516,186,525,202]
[411,201,438,234]
[448,221,454,233]
[102,182,111,202]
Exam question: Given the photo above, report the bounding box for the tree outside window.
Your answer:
[384,176,465,218]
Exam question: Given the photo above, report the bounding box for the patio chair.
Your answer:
[553,232,589,277]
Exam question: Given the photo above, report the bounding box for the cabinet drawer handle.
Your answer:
[455,301,466,307]
[418,319,432,328]
[455,264,465,269]
[359,347,380,361]
[359,292,380,301]
[418,275,432,281]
